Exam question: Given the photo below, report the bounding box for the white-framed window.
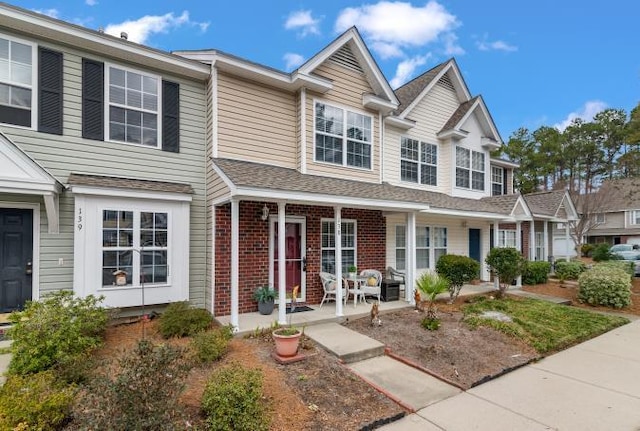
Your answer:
[498,229,517,248]
[321,219,356,273]
[632,211,640,225]
[416,226,430,269]
[491,166,504,196]
[315,101,372,169]
[0,34,36,128]
[395,225,406,271]
[433,227,447,264]
[595,213,605,224]
[556,223,565,229]
[400,137,437,186]
[107,65,160,147]
[456,146,485,191]
[535,231,544,261]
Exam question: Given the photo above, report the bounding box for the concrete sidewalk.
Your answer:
[380,320,640,430]
[0,339,11,386]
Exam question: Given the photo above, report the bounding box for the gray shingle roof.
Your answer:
[393,60,450,115]
[439,96,479,133]
[213,158,517,215]
[68,173,194,194]
[523,190,567,216]
[480,193,521,215]
[574,178,640,212]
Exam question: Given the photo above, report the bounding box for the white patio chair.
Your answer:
[360,269,382,303]
[318,272,348,308]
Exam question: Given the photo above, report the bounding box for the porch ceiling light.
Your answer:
[261,204,269,221]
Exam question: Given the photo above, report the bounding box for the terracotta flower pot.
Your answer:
[272,328,302,357]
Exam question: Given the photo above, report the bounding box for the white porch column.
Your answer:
[334,206,343,317]
[530,221,536,261]
[277,202,287,325]
[230,199,240,331]
[565,223,571,261]
[516,221,522,287]
[406,212,416,304]
[543,221,549,262]
[493,221,500,290]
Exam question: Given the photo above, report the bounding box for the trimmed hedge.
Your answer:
[578,266,632,309]
[522,261,551,285]
[596,260,635,278]
[554,260,586,281]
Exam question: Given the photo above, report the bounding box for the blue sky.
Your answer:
[13,0,640,138]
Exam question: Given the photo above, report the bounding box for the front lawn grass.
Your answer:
[463,297,629,354]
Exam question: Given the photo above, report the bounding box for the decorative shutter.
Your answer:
[82,59,104,140]
[38,47,63,134]
[162,80,179,153]
[503,169,508,194]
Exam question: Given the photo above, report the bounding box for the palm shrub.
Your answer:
[8,290,107,375]
[485,247,526,298]
[578,266,632,309]
[522,261,551,285]
[435,254,480,303]
[415,272,449,322]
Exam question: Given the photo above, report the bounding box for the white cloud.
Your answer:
[335,1,458,58]
[476,34,518,52]
[33,8,59,18]
[283,53,305,71]
[371,42,404,60]
[85,0,98,6]
[285,10,321,37]
[554,100,608,131]
[104,11,209,44]
[443,32,465,56]
[390,54,430,88]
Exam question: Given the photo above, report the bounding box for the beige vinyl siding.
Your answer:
[296,90,302,171]
[595,212,625,230]
[383,77,460,193]
[217,72,296,168]
[384,213,492,280]
[0,35,208,307]
[506,169,514,194]
[306,60,380,182]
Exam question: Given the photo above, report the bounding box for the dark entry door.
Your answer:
[0,208,33,312]
[469,228,481,262]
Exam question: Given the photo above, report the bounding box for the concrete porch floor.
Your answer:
[216,282,497,336]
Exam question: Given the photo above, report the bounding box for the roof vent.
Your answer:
[120,32,128,40]
[437,73,455,91]
[329,44,364,74]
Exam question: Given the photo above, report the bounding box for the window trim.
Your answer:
[395,224,448,271]
[320,218,357,274]
[104,63,163,149]
[395,224,406,271]
[632,211,640,225]
[313,99,374,171]
[400,137,438,186]
[491,166,504,196]
[455,146,486,192]
[498,229,517,248]
[0,32,38,130]
[594,213,605,224]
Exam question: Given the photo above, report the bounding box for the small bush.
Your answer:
[158,301,213,338]
[202,362,269,431]
[421,317,441,331]
[554,260,587,281]
[485,248,526,298]
[578,266,632,309]
[415,272,449,319]
[596,260,635,277]
[191,326,233,364]
[522,261,551,285]
[581,243,595,257]
[8,290,107,375]
[435,254,481,303]
[0,371,75,431]
[75,340,192,430]
[592,243,613,262]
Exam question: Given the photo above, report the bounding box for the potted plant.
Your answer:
[272,285,302,357]
[347,265,357,278]
[253,286,276,315]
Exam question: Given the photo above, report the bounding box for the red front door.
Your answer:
[272,218,306,302]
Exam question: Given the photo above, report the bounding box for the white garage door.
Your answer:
[626,237,640,246]
[553,238,578,258]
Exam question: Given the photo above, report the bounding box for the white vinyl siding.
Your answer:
[321,219,356,274]
[400,137,437,186]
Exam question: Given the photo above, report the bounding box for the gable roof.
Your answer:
[394,61,449,114]
[523,190,577,220]
[439,96,479,132]
[438,95,502,144]
[580,178,640,212]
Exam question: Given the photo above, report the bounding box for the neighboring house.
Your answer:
[583,178,640,246]
[178,29,578,330]
[0,5,209,313]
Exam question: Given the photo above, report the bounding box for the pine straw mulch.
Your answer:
[87,319,404,431]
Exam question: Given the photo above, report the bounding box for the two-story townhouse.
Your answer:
[0,4,209,313]
[178,29,578,331]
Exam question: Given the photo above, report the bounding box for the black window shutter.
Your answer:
[38,47,63,134]
[162,80,179,153]
[82,59,104,140]
[503,169,508,194]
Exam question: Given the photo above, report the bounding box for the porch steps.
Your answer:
[509,289,572,305]
[303,322,385,364]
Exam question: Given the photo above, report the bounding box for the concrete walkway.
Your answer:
[0,339,11,386]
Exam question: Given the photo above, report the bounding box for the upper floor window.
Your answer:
[491,166,504,196]
[0,36,34,128]
[107,66,159,147]
[632,211,640,225]
[315,101,372,169]
[400,137,437,186]
[595,213,605,224]
[456,146,485,191]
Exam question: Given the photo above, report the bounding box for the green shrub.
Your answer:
[75,340,192,430]
[415,272,449,319]
[202,362,269,431]
[578,266,632,309]
[592,243,613,262]
[421,317,441,331]
[485,248,526,298]
[554,260,587,281]
[581,243,595,257]
[596,260,635,277]
[435,254,481,303]
[191,326,233,364]
[0,371,75,431]
[522,261,551,285]
[8,290,107,376]
[158,301,213,338]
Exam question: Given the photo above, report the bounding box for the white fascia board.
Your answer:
[447,62,472,101]
[363,94,398,114]
[437,129,468,140]
[291,72,333,93]
[384,116,415,130]
[477,100,502,144]
[233,186,429,211]
[490,158,519,168]
[560,192,580,219]
[421,207,511,220]
[210,162,237,195]
[511,196,533,218]
[0,5,210,80]
[69,185,192,202]
[0,180,59,193]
